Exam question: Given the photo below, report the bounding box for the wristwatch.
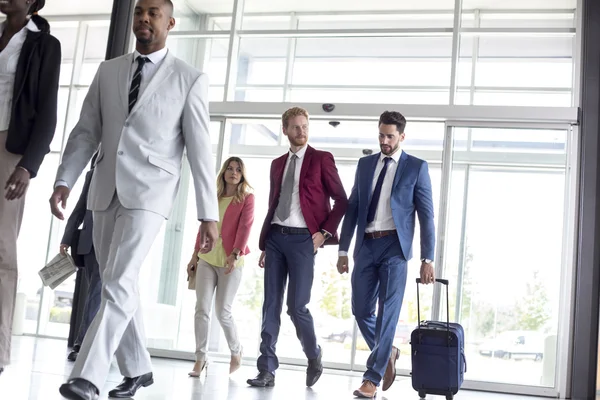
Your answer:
[421,258,433,264]
[233,252,240,260]
[321,229,332,240]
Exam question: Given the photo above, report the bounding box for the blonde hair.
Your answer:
[282,107,309,129]
[216,157,252,203]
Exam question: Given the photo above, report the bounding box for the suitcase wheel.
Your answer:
[446,394,454,400]
[418,390,426,399]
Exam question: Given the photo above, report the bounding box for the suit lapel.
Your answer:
[118,53,134,113]
[129,51,175,115]
[299,146,314,188]
[393,151,409,190]
[363,154,380,204]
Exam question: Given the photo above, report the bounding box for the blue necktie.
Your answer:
[367,157,392,224]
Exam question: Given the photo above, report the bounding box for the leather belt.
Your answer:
[364,230,397,240]
[271,224,311,235]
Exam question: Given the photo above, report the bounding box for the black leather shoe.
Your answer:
[108,372,154,398]
[59,378,99,400]
[247,371,275,387]
[306,345,323,387]
[0,367,4,376]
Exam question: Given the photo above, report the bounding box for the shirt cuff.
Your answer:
[54,180,69,189]
[338,251,348,257]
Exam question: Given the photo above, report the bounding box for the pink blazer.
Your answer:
[194,193,255,256]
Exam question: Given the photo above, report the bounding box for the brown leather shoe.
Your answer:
[353,380,377,398]
[382,346,399,391]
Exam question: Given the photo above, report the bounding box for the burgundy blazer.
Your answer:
[258,145,348,251]
[194,193,255,256]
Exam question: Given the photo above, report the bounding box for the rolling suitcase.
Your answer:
[411,278,467,400]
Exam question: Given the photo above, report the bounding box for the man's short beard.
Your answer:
[136,36,152,45]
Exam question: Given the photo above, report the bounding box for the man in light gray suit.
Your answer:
[49,1,219,399]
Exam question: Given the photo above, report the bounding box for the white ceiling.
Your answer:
[42,0,114,16]
[37,0,577,17]
[187,0,576,14]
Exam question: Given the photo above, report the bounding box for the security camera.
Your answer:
[329,121,340,128]
[323,103,335,112]
[362,149,373,156]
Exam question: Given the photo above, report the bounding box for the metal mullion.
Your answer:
[237,28,454,38]
[223,0,245,101]
[431,123,455,322]
[283,13,299,101]
[448,0,463,105]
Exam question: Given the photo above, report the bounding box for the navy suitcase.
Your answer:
[411,278,467,400]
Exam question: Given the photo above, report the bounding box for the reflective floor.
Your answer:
[0,336,554,400]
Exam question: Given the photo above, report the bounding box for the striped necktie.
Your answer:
[129,56,149,113]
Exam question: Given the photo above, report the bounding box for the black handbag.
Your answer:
[70,229,85,268]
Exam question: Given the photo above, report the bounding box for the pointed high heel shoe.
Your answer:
[230,347,243,374]
[188,360,209,378]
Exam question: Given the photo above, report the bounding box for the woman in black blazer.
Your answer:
[0,0,61,375]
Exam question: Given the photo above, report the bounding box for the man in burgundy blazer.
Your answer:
[247,107,348,388]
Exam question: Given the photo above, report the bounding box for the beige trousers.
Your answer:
[0,131,26,367]
[194,258,242,362]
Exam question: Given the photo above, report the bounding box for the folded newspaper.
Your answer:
[39,253,77,290]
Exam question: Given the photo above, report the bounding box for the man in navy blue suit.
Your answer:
[337,111,436,398]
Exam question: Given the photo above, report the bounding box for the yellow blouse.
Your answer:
[198,196,244,268]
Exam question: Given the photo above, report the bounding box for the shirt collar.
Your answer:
[380,148,402,164]
[289,145,308,160]
[0,18,41,36]
[133,47,168,65]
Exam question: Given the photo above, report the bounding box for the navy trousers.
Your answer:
[257,230,320,374]
[352,235,408,385]
[74,251,102,346]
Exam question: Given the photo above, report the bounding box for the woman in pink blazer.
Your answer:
[187,157,254,377]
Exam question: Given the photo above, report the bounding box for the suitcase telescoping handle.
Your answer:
[416,278,451,346]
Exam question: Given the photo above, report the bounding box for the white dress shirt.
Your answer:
[0,19,40,131]
[339,149,402,257]
[55,47,169,189]
[366,149,402,233]
[272,145,308,228]
[130,47,168,98]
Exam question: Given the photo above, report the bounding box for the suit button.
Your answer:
[118,151,124,155]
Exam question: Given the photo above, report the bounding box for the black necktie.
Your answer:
[129,56,149,113]
[367,157,392,224]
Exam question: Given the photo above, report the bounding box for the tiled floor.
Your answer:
[0,336,555,399]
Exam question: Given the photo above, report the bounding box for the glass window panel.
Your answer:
[18,153,59,334]
[210,17,232,31]
[78,63,101,86]
[236,89,284,102]
[298,13,455,29]
[243,0,455,13]
[209,86,225,102]
[49,23,78,62]
[50,88,69,153]
[59,63,73,86]
[185,0,233,14]
[292,38,452,86]
[237,39,288,86]
[82,23,110,61]
[455,127,567,154]
[462,0,575,9]
[443,127,567,386]
[242,15,291,30]
[229,119,281,146]
[472,92,572,107]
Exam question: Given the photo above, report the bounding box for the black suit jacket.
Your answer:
[61,169,94,256]
[5,29,61,178]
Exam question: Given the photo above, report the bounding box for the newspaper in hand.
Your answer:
[38,253,77,290]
